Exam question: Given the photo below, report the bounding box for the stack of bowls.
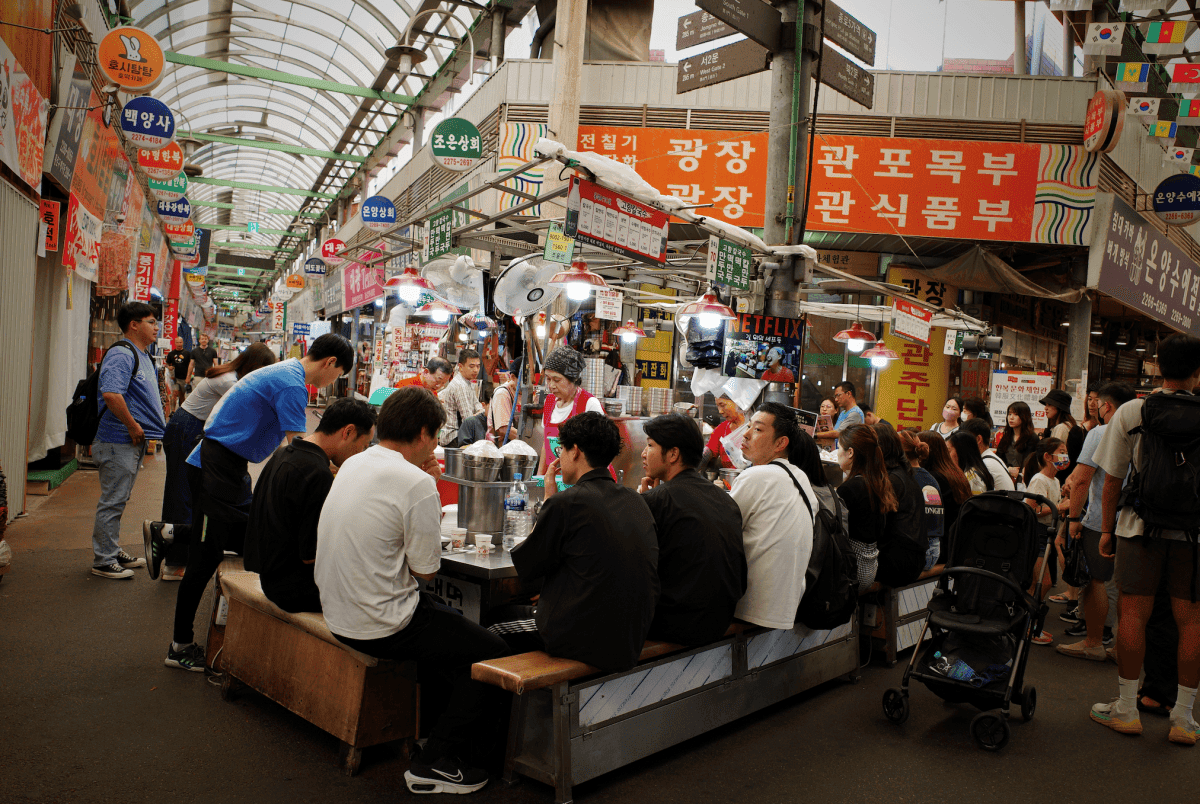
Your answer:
[499,453,540,482]
[442,447,464,478]
[462,454,503,482]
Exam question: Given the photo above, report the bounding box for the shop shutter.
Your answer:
[0,178,38,523]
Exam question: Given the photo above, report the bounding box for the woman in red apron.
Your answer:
[541,346,617,480]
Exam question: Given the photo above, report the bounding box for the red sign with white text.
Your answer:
[134,252,155,301]
[40,199,60,252]
[163,299,179,340]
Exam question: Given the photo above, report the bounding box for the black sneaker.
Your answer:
[143,520,168,580]
[91,562,133,579]
[1102,627,1115,647]
[1059,606,1081,625]
[1063,621,1088,638]
[404,754,488,795]
[164,643,206,673]
[116,549,146,569]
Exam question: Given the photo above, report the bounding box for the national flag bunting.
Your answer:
[1150,120,1178,140]
[1128,97,1161,118]
[1120,0,1169,11]
[1165,146,1194,165]
[1116,62,1151,92]
[1143,21,1189,55]
[1190,165,1200,177]
[1050,0,1091,9]
[1169,63,1200,94]
[1083,23,1125,56]
[1178,99,1200,125]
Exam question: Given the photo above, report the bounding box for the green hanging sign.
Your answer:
[430,117,482,172]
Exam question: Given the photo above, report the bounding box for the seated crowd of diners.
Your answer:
[147,335,1200,792]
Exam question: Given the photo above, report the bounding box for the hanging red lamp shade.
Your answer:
[832,321,872,351]
[677,285,737,329]
[549,261,607,301]
[412,298,461,323]
[384,266,437,304]
[861,340,900,367]
[613,319,646,342]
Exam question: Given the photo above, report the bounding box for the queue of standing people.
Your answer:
[90,303,1200,796]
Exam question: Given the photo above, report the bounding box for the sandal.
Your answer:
[1031,631,1054,646]
[1048,593,1075,604]
[1137,693,1174,717]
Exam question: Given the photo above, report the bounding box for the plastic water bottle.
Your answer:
[503,473,528,551]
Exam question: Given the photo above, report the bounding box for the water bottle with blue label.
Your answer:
[503,473,529,551]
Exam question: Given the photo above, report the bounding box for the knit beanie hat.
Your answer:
[544,346,584,383]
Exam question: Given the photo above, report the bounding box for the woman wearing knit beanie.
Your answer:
[541,345,606,473]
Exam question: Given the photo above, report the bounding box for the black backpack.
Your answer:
[66,341,138,446]
[771,462,859,630]
[1121,392,1200,538]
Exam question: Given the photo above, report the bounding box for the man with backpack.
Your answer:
[638,413,746,646]
[1090,334,1200,745]
[89,302,165,579]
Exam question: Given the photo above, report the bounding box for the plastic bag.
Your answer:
[690,368,725,399]
[721,377,766,412]
[720,422,751,469]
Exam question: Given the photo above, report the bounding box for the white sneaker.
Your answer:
[1090,698,1143,735]
[1169,713,1200,746]
[91,563,134,579]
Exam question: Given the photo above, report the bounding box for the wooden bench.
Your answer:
[860,564,944,666]
[215,571,419,775]
[473,619,858,804]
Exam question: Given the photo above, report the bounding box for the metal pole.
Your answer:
[1014,2,1028,75]
[490,8,506,73]
[792,0,817,247]
[1063,10,1074,77]
[542,0,588,217]
[762,1,797,251]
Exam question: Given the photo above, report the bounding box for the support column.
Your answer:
[542,0,588,216]
[1065,292,1093,391]
[490,8,506,73]
[762,0,797,250]
[412,106,425,150]
[1063,11,1074,77]
[1014,2,1028,75]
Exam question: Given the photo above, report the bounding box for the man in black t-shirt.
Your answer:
[491,412,659,672]
[243,398,376,612]
[639,413,746,646]
[165,337,192,412]
[190,333,219,377]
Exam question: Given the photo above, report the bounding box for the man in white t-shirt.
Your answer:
[730,402,816,630]
[1089,334,1200,745]
[961,417,1015,491]
[315,386,508,794]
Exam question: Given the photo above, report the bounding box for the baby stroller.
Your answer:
[881,490,1055,751]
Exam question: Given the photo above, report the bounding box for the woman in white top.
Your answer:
[539,346,604,474]
[928,396,963,439]
[157,343,277,575]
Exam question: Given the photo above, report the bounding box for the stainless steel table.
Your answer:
[422,545,537,624]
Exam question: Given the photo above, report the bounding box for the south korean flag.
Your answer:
[1165,146,1195,166]
[1127,97,1161,118]
[1083,22,1126,56]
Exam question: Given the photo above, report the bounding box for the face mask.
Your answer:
[1052,456,1070,470]
[943,408,956,421]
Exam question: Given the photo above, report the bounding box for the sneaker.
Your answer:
[1056,640,1107,661]
[1169,713,1200,745]
[116,549,146,569]
[143,520,167,580]
[1031,631,1053,646]
[1059,606,1082,624]
[91,563,133,579]
[404,754,488,795]
[1091,699,1143,735]
[160,565,185,582]
[164,643,207,673]
[1102,627,1115,647]
[1063,621,1088,638]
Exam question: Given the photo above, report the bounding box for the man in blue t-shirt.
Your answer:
[162,333,355,672]
[814,380,864,445]
[90,302,167,579]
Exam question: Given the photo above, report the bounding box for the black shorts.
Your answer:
[1114,536,1200,599]
[1080,527,1114,583]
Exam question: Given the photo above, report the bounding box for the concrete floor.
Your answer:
[2,448,1199,804]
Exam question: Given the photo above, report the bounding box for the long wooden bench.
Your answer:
[215,571,419,775]
[472,619,859,804]
[860,564,944,666]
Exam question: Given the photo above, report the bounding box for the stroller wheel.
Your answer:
[1020,686,1037,722]
[970,710,1010,751]
[882,688,909,724]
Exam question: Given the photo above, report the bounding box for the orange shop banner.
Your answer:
[804,137,1098,245]
[874,266,957,430]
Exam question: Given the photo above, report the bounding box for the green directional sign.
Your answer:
[706,235,751,291]
[148,174,188,202]
[247,221,259,234]
[426,208,454,260]
[430,117,482,172]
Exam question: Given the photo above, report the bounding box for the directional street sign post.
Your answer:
[824,1,877,65]
[676,10,736,50]
[677,38,771,93]
[819,47,875,109]
[696,0,782,50]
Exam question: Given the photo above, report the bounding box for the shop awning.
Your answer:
[919,245,1087,303]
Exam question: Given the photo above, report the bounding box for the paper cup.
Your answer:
[450,528,467,550]
[476,534,493,556]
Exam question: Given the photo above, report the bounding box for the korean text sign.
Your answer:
[342,261,385,309]
[564,177,669,264]
[989,371,1054,429]
[873,266,957,428]
[1095,195,1200,336]
[804,136,1098,245]
[133,252,155,302]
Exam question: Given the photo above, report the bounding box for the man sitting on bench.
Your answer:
[730,403,817,630]
[315,386,508,796]
[243,398,377,613]
[638,413,746,645]
[490,412,659,673]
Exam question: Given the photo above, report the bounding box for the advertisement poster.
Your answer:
[0,35,49,190]
[990,370,1054,429]
[163,299,179,340]
[63,195,102,281]
[40,199,60,252]
[134,252,154,301]
[46,61,92,191]
[874,265,958,429]
[564,176,670,264]
[721,313,805,382]
[804,136,1099,245]
[595,288,622,321]
[342,259,385,310]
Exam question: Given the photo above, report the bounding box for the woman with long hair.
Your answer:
[835,424,896,591]
[898,430,945,571]
[928,396,963,440]
[947,431,993,495]
[917,431,971,562]
[996,401,1038,483]
[873,424,928,587]
[1081,384,1102,432]
[154,343,277,579]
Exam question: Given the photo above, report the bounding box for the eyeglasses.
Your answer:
[139,318,158,326]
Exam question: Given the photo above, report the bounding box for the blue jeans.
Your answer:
[91,441,146,567]
[924,538,941,572]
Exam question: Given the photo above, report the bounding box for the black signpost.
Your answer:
[696,0,783,50]
[676,38,771,94]
[819,47,875,109]
[824,1,877,66]
[676,10,737,50]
